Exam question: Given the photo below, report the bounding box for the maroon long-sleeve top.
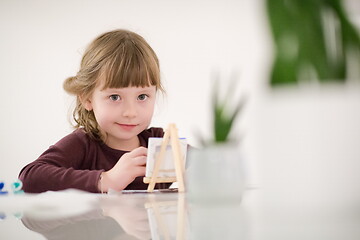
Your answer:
[19,127,167,193]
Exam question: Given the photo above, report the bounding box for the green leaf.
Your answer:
[266,0,360,85]
[212,75,245,143]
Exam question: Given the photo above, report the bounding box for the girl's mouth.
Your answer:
[117,123,137,131]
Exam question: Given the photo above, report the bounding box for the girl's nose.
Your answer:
[122,101,137,118]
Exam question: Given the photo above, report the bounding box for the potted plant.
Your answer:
[186,75,246,204]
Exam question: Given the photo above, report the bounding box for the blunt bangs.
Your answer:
[99,37,161,90]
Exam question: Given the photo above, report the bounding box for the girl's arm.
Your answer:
[19,130,102,193]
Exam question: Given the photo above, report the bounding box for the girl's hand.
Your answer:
[99,147,147,192]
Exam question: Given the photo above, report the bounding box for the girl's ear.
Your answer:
[79,95,93,111]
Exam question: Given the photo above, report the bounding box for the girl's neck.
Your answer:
[103,135,140,151]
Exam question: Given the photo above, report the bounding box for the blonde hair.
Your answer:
[63,29,163,140]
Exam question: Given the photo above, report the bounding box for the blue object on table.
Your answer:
[0,180,25,195]
[11,180,24,194]
[0,181,8,195]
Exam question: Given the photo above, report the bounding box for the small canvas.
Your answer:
[146,137,187,178]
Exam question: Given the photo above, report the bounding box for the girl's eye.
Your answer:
[109,95,121,101]
[137,94,148,101]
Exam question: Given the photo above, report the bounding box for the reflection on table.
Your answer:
[0,188,359,240]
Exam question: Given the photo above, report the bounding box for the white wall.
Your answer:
[0,0,269,185]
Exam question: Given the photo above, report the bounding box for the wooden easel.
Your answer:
[143,123,186,192]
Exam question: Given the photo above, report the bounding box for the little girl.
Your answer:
[19,29,169,193]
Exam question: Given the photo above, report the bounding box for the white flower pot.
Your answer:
[185,143,246,204]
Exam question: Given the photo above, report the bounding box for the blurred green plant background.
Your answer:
[266,0,360,85]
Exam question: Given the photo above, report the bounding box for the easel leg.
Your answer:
[147,127,171,192]
[176,193,186,240]
[170,124,186,192]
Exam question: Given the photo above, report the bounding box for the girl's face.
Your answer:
[84,84,157,150]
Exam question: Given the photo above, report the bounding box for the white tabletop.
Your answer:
[0,188,359,240]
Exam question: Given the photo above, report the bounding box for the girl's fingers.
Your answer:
[132,156,147,166]
[135,166,146,176]
[128,147,148,157]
